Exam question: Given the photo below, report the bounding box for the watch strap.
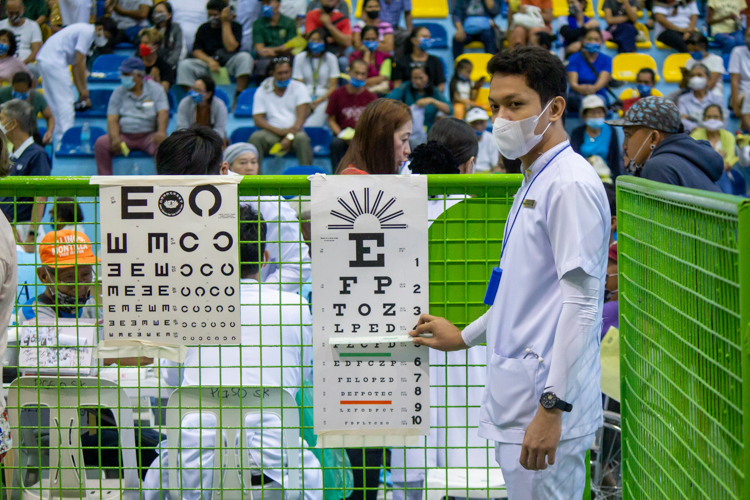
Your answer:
[555,399,573,412]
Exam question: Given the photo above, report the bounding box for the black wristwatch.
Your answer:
[540,392,572,412]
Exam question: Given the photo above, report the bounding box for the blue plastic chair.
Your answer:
[234,88,257,117]
[115,42,136,50]
[56,126,107,157]
[305,127,333,157]
[230,126,259,144]
[88,54,128,83]
[75,89,112,118]
[282,165,327,176]
[723,53,731,82]
[415,23,448,49]
[167,89,177,117]
[214,88,231,109]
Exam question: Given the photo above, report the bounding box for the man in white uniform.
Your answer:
[36,18,118,146]
[411,47,610,499]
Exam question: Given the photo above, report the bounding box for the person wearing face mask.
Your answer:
[148,2,183,69]
[566,27,612,113]
[94,56,169,175]
[620,68,664,111]
[0,71,54,145]
[392,26,446,91]
[104,0,152,44]
[387,64,452,147]
[409,47,611,500]
[508,0,554,50]
[249,56,313,171]
[607,96,723,191]
[252,0,297,79]
[678,33,726,101]
[137,28,175,93]
[36,18,117,145]
[353,0,394,53]
[690,104,745,194]
[176,75,228,142]
[349,25,392,94]
[653,0,699,52]
[326,59,378,171]
[0,0,42,80]
[0,30,31,84]
[571,95,623,179]
[448,59,483,119]
[305,0,352,71]
[559,0,601,56]
[177,0,253,107]
[465,107,501,172]
[677,63,725,132]
[452,0,501,58]
[292,28,340,127]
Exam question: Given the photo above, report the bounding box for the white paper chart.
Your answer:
[311,175,430,446]
[99,178,240,346]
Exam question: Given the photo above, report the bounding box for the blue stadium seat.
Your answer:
[214,88,231,109]
[305,127,333,157]
[56,126,106,157]
[88,54,128,83]
[723,53,731,82]
[76,89,112,118]
[282,165,327,176]
[115,42,136,50]
[234,88,256,117]
[167,89,176,117]
[230,126,259,144]
[415,23,448,49]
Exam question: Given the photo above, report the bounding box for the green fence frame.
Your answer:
[617,177,750,499]
[0,174,533,500]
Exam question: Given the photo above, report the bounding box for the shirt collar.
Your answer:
[11,136,34,160]
[523,140,570,182]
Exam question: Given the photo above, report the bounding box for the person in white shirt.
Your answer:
[0,0,42,79]
[678,63,725,132]
[292,28,340,127]
[142,206,322,500]
[170,0,208,54]
[58,0,92,26]
[36,18,118,146]
[729,30,750,116]
[105,0,153,43]
[411,47,609,500]
[653,0,699,52]
[466,107,500,172]
[250,56,313,170]
[236,0,262,53]
[683,32,726,100]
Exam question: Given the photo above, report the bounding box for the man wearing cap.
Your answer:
[606,95,724,191]
[465,106,500,172]
[94,56,169,176]
[571,94,623,179]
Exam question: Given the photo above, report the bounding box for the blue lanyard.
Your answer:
[499,144,570,264]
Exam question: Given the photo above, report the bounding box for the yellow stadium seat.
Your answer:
[598,2,643,18]
[605,22,652,50]
[553,0,594,18]
[655,39,670,49]
[618,87,663,99]
[612,53,660,82]
[356,0,448,18]
[343,0,352,12]
[465,41,485,49]
[662,53,691,83]
[475,87,492,112]
[455,53,493,82]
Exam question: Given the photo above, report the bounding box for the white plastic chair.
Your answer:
[423,467,508,500]
[166,387,301,500]
[6,376,139,500]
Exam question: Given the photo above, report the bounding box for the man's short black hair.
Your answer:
[207,0,227,11]
[53,197,84,226]
[156,125,224,175]
[239,204,267,278]
[95,16,118,39]
[637,68,656,83]
[11,71,31,88]
[487,47,567,104]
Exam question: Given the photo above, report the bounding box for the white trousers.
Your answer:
[37,61,75,146]
[58,0,90,26]
[494,433,594,500]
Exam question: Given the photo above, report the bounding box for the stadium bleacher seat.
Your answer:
[619,87,664,99]
[465,41,485,50]
[234,88,257,117]
[455,53,493,82]
[612,53,660,82]
[115,42,135,50]
[88,54,128,83]
[474,87,491,112]
[655,39,672,50]
[76,89,112,118]
[306,127,334,157]
[214,88,231,109]
[553,0,594,18]
[415,23,448,49]
[605,23,652,50]
[723,53,731,82]
[167,89,176,116]
[282,165,327,176]
[230,126,259,144]
[663,53,691,83]
[56,126,106,157]
[356,0,448,18]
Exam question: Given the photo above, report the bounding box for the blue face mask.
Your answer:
[636,84,651,97]
[0,44,9,55]
[188,90,203,103]
[586,117,605,129]
[275,78,291,88]
[350,77,366,88]
[418,38,434,50]
[261,5,274,17]
[120,75,135,89]
[458,73,470,82]
[474,129,483,137]
[11,90,28,100]
[363,40,379,52]
[584,42,600,53]
[308,41,325,54]
[690,50,704,60]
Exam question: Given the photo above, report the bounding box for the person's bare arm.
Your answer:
[253,113,289,136]
[327,114,342,136]
[731,73,741,110]
[592,70,611,91]
[113,1,150,20]
[35,15,47,25]
[541,8,553,24]
[26,41,41,64]
[686,14,698,34]
[192,48,221,72]
[291,103,310,133]
[378,33,394,53]
[152,109,168,145]
[71,52,90,105]
[42,106,55,144]
[742,112,750,132]
[220,6,240,52]
[707,6,737,25]
[107,114,122,152]
[404,10,413,31]
[625,0,639,22]
[321,14,352,47]
[707,71,721,90]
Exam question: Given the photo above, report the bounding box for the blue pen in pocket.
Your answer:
[483,267,503,306]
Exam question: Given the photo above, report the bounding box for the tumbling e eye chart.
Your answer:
[96,177,241,346]
[311,175,430,447]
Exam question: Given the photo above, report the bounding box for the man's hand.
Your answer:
[454,26,467,42]
[279,137,292,151]
[258,47,275,58]
[110,137,122,153]
[42,128,53,145]
[683,30,692,39]
[519,405,563,471]
[220,6,232,22]
[208,59,221,72]
[409,314,467,352]
[152,130,167,145]
[415,97,433,108]
[320,12,332,27]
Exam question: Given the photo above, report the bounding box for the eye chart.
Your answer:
[311,175,430,447]
[96,177,241,346]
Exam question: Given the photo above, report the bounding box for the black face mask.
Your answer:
[322,4,335,13]
[366,10,380,19]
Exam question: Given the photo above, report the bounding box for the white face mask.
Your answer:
[95,34,108,47]
[689,76,707,90]
[0,119,12,136]
[492,99,554,160]
[702,118,724,131]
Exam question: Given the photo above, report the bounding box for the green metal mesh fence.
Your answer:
[617,177,750,500]
[0,175,524,500]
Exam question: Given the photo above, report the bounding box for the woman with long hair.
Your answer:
[336,98,412,174]
[149,1,183,68]
[176,75,228,142]
[392,26,445,91]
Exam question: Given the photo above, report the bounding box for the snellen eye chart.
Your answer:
[311,175,430,447]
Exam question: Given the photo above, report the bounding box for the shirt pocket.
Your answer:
[483,351,541,430]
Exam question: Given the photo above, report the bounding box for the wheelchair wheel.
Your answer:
[590,410,622,499]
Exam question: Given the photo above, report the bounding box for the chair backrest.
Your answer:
[230,126,258,144]
[234,88,257,117]
[723,53,731,82]
[60,126,107,146]
[305,127,333,152]
[91,54,128,74]
[415,23,448,49]
[612,53,660,82]
[6,376,139,499]
[356,0,448,18]
[167,89,177,112]
[214,88,231,108]
[554,0,594,17]
[166,387,301,500]
[663,53,692,83]
[455,53,493,83]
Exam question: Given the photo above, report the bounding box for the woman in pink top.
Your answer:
[0,30,31,84]
[349,26,392,93]
[352,0,394,53]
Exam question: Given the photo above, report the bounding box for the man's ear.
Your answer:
[261,249,270,268]
[220,161,230,175]
[550,96,566,122]
[38,267,51,284]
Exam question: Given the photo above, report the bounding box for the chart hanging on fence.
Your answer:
[97,177,241,346]
[311,174,430,446]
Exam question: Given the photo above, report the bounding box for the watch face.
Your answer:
[541,392,557,409]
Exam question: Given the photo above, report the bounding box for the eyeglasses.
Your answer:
[272,56,291,64]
